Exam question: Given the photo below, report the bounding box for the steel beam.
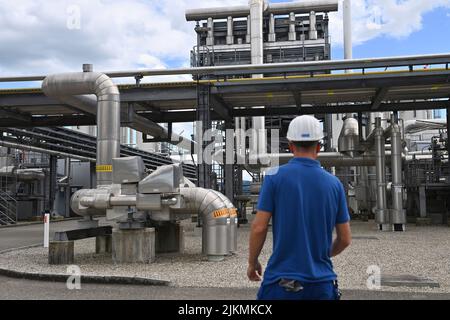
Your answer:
[196,85,212,189]
[371,87,389,110]
[210,95,233,122]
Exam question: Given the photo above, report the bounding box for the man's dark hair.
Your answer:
[291,140,319,151]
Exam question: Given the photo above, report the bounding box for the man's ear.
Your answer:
[316,143,321,153]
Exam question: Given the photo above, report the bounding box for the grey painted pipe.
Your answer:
[0,140,94,162]
[390,116,406,226]
[185,0,338,21]
[63,95,194,151]
[42,72,120,186]
[374,118,388,226]
[179,187,231,260]
[3,53,450,82]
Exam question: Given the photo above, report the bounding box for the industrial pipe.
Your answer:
[178,187,233,260]
[0,166,46,181]
[42,71,120,186]
[0,140,95,162]
[3,53,450,82]
[390,115,406,231]
[249,0,267,156]
[185,1,339,21]
[374,118,389,230]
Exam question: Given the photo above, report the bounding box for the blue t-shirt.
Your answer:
[257,157,350,285]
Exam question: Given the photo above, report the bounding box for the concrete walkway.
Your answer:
[0,219,84,251]
[1,275,450,300]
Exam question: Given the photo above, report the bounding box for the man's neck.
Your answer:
[292,152,317,160]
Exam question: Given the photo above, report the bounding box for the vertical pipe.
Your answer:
[227,16,234,45]
[246,15,251,43]
[374,117,389,231]
[249,0,266,155]
[207,17,214,46]
[288,12,296,41]
[309,11,317,40]
[343,0,352,61]
[390,114,406,231]
[268,13,276,42]
[447,108,450,159]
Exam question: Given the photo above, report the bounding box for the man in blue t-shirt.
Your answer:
[248,115,352,300]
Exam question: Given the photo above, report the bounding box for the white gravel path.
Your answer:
[0,221,449,293]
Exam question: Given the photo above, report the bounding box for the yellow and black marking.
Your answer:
[96,165,113,173]
[213,208,229,219]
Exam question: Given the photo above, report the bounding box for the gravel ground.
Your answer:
[0,220,449,293]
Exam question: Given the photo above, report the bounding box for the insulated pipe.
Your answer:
[309,11,317,40]
[288,12,297,41]
[64,94,194,151]
[390,115,406,230]
[212,190,238,254]
[227,16,234,45]
[374,117,389,229]
[185,1,339,20]
[179,187,231,260]
[0,140,95,162]
[42,72,120,186]
[343,0,352,61]
[0,166,46,181]
[207,17,214,46]
[3,53,450,82]
[268,13,276,42]
[246,15,251,43]
[249,0,267,156]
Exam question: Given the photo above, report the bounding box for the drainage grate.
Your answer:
[381,274,440,288]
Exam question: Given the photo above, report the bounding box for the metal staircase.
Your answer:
[0,190,17,225]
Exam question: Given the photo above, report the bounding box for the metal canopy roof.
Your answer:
[0,54,449,127]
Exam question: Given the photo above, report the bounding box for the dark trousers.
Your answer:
[257,280,340,301]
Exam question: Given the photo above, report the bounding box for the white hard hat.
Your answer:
[287,115,324,142]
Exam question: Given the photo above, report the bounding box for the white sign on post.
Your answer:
[44,213,50,248]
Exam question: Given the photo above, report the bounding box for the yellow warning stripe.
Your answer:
[229,208,238,217]
[213,208,229,219]
[96,165,113,173]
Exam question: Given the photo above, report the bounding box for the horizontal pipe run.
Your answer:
[185,1,338,21]
[0,140,95,162]
[1,53,450,83]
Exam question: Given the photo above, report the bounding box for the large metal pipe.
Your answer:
[178,187,233,260]
[249,0,267,156]
[268,13,276,42]
[288,12,297,41]
[42,72,120,186]
[185,1,339,21]
[309,11,318,40]
[343,0,352,61]
[0,140,95,162]
[3,53,450,82]
[207,17,214,46]
[0,166,46,181]
[374,117,389,230]
[390,115,406,230]
[227,16,234,45]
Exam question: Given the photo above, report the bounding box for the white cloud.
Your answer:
[330,0,450,47]
[1,0,448,77]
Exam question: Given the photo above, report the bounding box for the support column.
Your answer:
[196,85,212,190]
[112,228,156,264]
[48,155,57,213]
